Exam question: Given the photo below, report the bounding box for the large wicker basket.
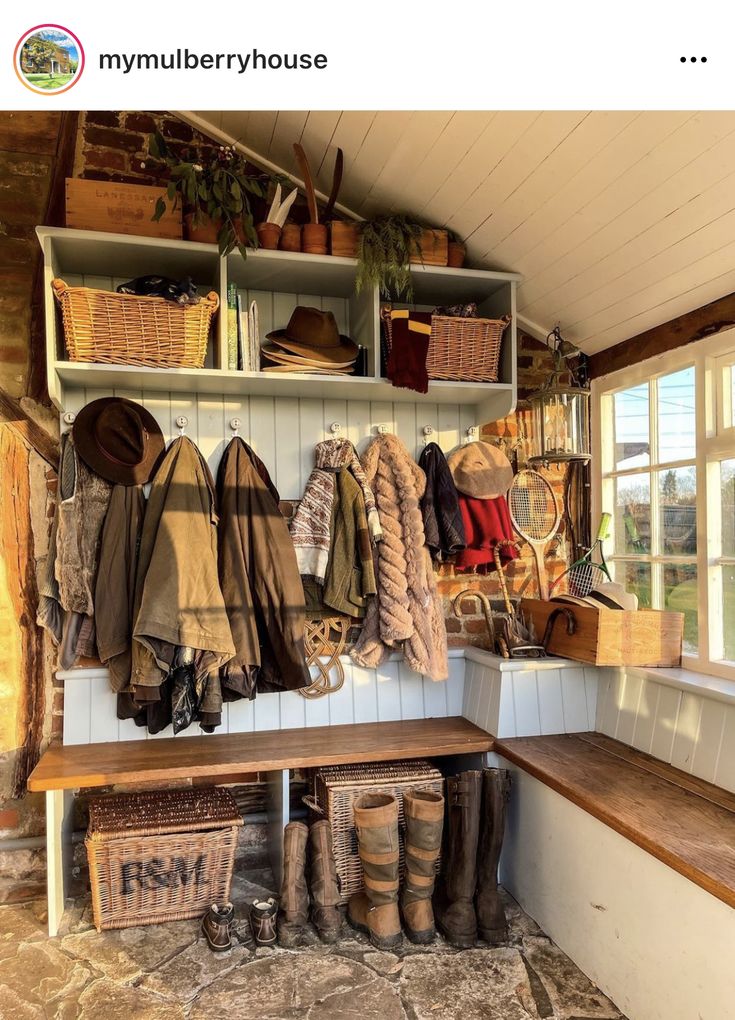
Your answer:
[52,278,218,369]
[309,760,444,904]
[382,307,510,383]
[85,787,242,931]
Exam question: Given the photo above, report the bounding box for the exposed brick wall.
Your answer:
[436,333,570,649]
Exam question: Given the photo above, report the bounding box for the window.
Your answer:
[593,330,735,680]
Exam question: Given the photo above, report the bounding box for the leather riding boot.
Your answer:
[476,767,512,944]
[433,771,481,948]
[347,793,402,950]
[400,788,444,944]
[277,821,309,948]
[309,819,342,943]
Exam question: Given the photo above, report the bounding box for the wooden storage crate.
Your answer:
[85,787,242,931]
[521,598,684,667]
[410,228,449,266]
[309,760,444,905]
[65,178,182,239]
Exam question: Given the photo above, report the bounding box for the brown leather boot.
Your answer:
[400,788,444,944]
[309,819,342,943]
[277,821,309,948]
[476,767,511,944]
[347,793,402,950]
[201,901,234,952]
[433,771,481,948]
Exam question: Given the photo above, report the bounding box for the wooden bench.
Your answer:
[493,731,735,1020]
[28,716,492,935]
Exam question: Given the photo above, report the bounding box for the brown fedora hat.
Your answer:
[73,397,165,485]
[266,306,358,365]
[447,440,513,500]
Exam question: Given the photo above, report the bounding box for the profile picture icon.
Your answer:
[14,25,84,95]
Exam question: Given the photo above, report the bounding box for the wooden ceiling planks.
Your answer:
[188,109,735,353]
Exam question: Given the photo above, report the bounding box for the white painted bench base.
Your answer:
[496,758,735,1020]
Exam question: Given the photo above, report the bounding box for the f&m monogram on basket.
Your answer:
[119,853,206,895]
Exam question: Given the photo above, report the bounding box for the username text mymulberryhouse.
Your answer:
[99,50,328,75]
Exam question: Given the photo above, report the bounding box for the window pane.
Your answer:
[658,367,695,462]
[615,474,650,554]
[723,567,735,661]
[658,467,697,555]
[722,459,735,558]
[614,561,651,608]
[664,563,698,655]
[614,384,649,470]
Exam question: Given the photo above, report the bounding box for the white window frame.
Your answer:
[591,327,735,682]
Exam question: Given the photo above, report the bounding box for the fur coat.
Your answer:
[351,434,448,681]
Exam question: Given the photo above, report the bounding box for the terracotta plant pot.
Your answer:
[447,241,467,268]
[302,223,328,255]
[280,223,302,252]
[184,212,247,246]
[409,228,449,266]
[256,222,282,250]
[330,221,360,258]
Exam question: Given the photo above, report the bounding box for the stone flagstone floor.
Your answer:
[0,852,627,1020]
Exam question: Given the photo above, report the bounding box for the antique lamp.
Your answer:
[527,326,591,465]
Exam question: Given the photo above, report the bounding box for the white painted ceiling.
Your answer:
[187,111,735,354]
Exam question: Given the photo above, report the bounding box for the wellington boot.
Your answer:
[277,821,309,948]
[433,771,481,948]
[476,767,511,944]
[347,793,402,950]
[309,820,342,943]
[400,788,444,944]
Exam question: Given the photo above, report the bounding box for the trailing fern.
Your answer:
[355,215,423,300]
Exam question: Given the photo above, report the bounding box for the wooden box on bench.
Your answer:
[520,599,684,667]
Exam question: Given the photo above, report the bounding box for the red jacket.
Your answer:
[454,494,519,572]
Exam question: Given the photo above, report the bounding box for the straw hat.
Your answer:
[73,397,165,485]
[447,441,513,499]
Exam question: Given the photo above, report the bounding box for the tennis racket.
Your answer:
[550,512,612,598]
[507,469,561,600]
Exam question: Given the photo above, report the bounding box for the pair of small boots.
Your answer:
[278,819,341,946]
[434,767,511,948]
[347,788,445,949]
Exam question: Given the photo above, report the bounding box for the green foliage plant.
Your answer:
[355,215,424,300]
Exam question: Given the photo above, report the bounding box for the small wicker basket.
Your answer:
[308,760,444,904]
[382,307,510,383]
[85,787,242,931]
[52,278,218,369]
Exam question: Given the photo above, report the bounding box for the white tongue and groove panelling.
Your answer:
[596,668,735,795]
[61,387,476,502]
[59,655,466,745]
[461,656,601,738]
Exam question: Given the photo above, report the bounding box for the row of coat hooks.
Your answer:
[61,410,480,444]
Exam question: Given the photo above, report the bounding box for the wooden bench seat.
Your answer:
[28,716,492,792]
[495,731,735,910]
[30,716,492,936]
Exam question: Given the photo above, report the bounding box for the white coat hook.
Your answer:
[62,411,76,426]
[329,422,342,436]
[376,423,391,435]
[229,417,241,436]
[465,426,479,443]
[176,416,188,436]
[422,425,434,446]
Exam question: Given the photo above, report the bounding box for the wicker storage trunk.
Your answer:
[85,788,242,931]
[310,760,444,904]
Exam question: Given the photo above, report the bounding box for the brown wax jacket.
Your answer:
[322,467,377,618]
[131,437,235,724]
[217,437,310,697]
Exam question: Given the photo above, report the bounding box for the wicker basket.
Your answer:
[85,787,242,931]
[309,760,444,904]
[381,307,510,383]
[52,278,218,369]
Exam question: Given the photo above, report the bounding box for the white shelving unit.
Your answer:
[38,227,519,423]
